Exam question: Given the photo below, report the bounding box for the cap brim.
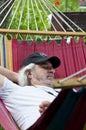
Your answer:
[48,56,61,68]
[35,56,61,68]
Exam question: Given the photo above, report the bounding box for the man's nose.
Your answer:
[48,67,55,72]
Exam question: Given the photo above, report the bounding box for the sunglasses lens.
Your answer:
[37,63,53,69]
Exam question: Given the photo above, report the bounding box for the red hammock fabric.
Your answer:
[65,89,86,130]
[1,37,86,130]
[27,88,86,130]
[0,100,18,130]
[12,38,86,78]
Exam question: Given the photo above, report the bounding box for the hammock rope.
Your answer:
[0,0,10,10]
[0,0,14,27]
[0,0,85,40]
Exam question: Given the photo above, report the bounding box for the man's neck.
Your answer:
[31,80,53,88]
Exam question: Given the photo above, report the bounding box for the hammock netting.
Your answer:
[0,0,85,40]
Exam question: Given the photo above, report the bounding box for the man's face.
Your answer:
[31,61,55,87]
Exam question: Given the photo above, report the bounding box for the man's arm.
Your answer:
[0,74,4,87]
[0,66,18,84]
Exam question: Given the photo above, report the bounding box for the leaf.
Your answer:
[0,125,4,130]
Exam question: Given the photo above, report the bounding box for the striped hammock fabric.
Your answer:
[0,36,86,78]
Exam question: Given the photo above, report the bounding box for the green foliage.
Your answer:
[0,125,4,130]
[7,0,86,31]
[7,0,50,30]
[6,0,86,40]
[52,0,86,12]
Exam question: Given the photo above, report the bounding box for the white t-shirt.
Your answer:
[0,77,61,130]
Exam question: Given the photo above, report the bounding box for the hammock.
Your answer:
[27,88,86,130]
[0,0,86,130]
[0,35,86,130]
[1,35,86,88]
[0,99,19,130]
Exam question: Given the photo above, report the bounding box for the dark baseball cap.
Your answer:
[23,52,61,68]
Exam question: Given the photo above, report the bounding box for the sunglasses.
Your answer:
[36,63,54,70]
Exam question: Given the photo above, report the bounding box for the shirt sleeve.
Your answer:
[0,77,19,98]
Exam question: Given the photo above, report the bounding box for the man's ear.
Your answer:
[25,69,32,79]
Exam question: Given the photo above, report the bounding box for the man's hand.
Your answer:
[39,101,51,114]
